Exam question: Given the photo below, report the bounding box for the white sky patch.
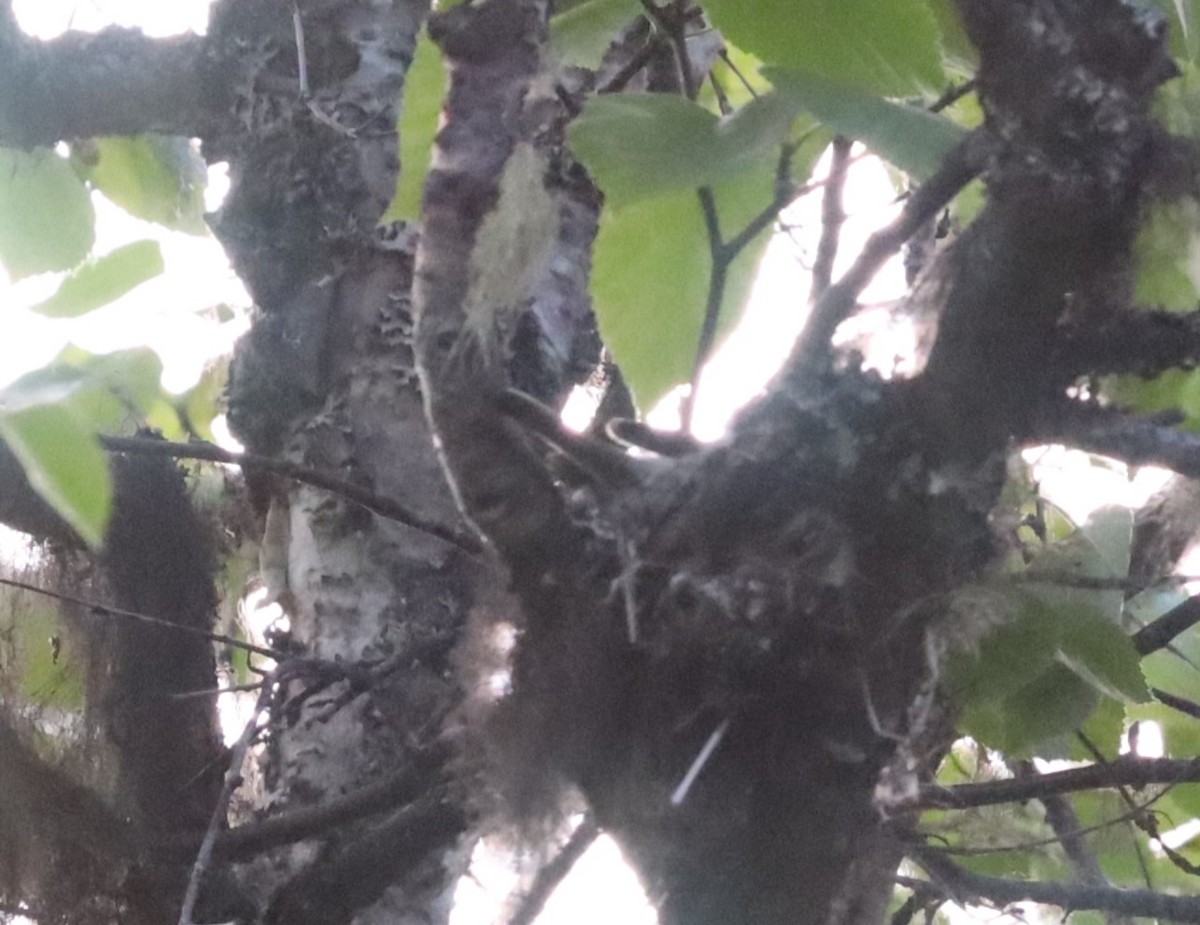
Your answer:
[652,147,907,441]
[13,0,210,38]
[1022,445,1172,526]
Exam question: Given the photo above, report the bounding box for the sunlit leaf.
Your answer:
[766,68,967,178]
[591,133,822,407]
[9,602,83,710]
[382,29,446,223]
[0,401,110,548]
[72,136,207,234]
[700,44,772,111]
[702,0,945,94]
[0,147,94,280]
[550,0,640,69]
[29,240,164,318]
[569,91,799,204]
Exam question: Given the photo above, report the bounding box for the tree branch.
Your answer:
[100,434,482,555]
[917,756,1200,809]
[0,13,219,147]
[1133,594,1200,655]
[506,815,601,925]
[1055,309,1200,379]
[1029,399,1200,480]
[0,575,281,659]
[909,843,1200,922]
[786,128,989,380]
[809,136,853,304]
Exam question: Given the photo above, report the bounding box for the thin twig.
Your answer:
[638,0,698,99]
[1012,759,1114,895]
[787,127,990,380]
[929,78,976,114]
[99,434,482,555]
[809,136,854,303]
[681,186,725,432]
[162,740,451,862]
[909,842,1200,922]
[717,48,759,100]
[917,756,1200,809]
[0,576,281,659]
[179,681,273,925]
[506,815,602,925]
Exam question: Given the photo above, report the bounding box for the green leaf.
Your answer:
[1103,367,1200,432]
[569,91,799,204]
[0,147,94,280]
[0,402,110,548]
[382,30,446,224]
[1131,200,1200,311]
[1145,0,1199,62]
[766,68,967,178]
[72,136,207,234]
[962,663,1100,756]
[29,240,164,318]
[700,44,772,112]
[591,134,822,407]
[702,0,945,94]
[945,592,1061,702]
[925,0,978,70]
[10,603,83,710]
[1056,613,1149,704]
[550,0,640,69]
[77,348,166,418]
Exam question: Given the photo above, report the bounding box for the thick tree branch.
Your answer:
[413,0,579,566]
[1056,309,1200,379]
[910,843,1200,922]
[1030,399,1200,480]
[0,10,218,147]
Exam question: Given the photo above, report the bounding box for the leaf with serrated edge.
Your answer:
[30,240,164,318]
[0,148,94,279]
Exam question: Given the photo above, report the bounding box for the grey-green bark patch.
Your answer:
[464,142,560,353]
